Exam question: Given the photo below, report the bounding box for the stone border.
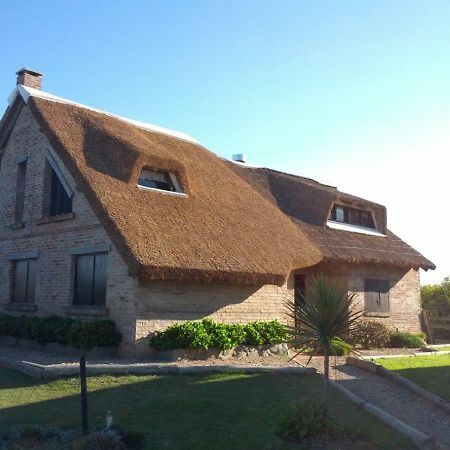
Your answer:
[330,380,437,449]
[361,351,450,360]
[0,356,316,379]
[346,356,450,416]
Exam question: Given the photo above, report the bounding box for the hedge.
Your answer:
[0,314,122,350]
[150,319,289,351]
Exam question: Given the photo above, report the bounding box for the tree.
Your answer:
[286,274,363,417]
[421,278,450,316]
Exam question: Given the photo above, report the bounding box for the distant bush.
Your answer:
[421,279,450,316]
[349,321,391,349]
[0,314,121,350]
[150,319,288,351]
[388,332,425,348]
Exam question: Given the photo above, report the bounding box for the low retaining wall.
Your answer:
[0,356,316,379]
[151,343,289,361]
[0,336,119,358]
[346,356,450,416]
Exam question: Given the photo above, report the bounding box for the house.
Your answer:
[0,69,435,355]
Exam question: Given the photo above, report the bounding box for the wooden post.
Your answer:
[80,354,89,435]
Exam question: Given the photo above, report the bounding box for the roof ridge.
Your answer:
[11,85,199,145]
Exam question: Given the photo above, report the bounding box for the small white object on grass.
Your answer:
[106,410,113,429]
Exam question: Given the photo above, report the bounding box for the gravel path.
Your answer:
[306,356,450,449]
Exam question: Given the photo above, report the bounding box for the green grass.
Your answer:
[0,368,413,449]
[430,345,450,351]
[378,354,450,402]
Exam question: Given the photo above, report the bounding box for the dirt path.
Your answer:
[306,357,450,449]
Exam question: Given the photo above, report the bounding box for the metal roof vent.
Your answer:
[232,153,247,163]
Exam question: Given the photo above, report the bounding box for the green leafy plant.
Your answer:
[0,314,121,350]
[388,332,425,348]
[286,274,363,417]
[421,279,450,316]
[149,319,289,351]
[350,321,391,349]
[330,337,352,356]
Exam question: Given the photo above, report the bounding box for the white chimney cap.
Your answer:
[232,153,247,163]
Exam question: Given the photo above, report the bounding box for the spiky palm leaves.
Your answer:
[286,274,363,415]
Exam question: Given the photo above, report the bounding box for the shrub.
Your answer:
[245,320,289,346]
[0,314,121,350]
[388,332,425,348]
[421,280,450,316]
[150,319,288,350]
[278,403,347,443]
[350,321,390,349]
[330,337,352,356]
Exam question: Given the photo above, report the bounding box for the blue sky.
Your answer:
[1,1,448,284]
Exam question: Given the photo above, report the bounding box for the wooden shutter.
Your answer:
[92,254,107,306]
[74,255,94,305]
[12,260,28,303]
[364,279,390,315]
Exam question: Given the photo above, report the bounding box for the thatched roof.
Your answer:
[26,95,323,285]
[229,164,435,271]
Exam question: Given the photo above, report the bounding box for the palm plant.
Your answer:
[286,274,363,416]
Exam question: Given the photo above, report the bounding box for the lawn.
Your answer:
[0,368,413,449]
[430,345,450,351]
[377,354,450,402]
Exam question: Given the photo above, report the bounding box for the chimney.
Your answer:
[232,153,247,163]
[16,68,43,90]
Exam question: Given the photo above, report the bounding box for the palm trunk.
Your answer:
[323,350,329,420]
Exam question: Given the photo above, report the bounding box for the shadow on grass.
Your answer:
[394,366,450,402]
[0,369,412,450]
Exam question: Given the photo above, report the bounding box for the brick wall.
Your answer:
[0,105,138,354]
[296,262,422,333]
[135,280,292,353]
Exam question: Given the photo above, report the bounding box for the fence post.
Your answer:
[80,354,89,435]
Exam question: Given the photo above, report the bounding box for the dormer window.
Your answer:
[329,204,375,229]
[137,169,184,195]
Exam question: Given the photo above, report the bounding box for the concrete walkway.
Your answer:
[311,358,450,449]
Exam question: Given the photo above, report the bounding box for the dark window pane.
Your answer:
[74,255,94,305]
[92,254,107,306]
[15,161,27,224]
[138,170,176,192]
[12,260,28,303]
[25,259,37,303]
[348,209,361,225]
[361,211,375,229]
[329,205,336,221]
[49,169,72,216]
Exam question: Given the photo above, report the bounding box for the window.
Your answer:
[49,167,72,216]
[73,253,108,306]
[14,160,27,224]
[12,258,37,303]
[364,279,390,315]
[137,169,180,192]
[329,204,375,229]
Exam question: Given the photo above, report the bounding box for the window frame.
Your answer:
[137,169,187,197]
[11,257,37,304]
[329,204,376,229]
[42,156,74,219]
[72,252,108,307]
[14,159,27,226]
